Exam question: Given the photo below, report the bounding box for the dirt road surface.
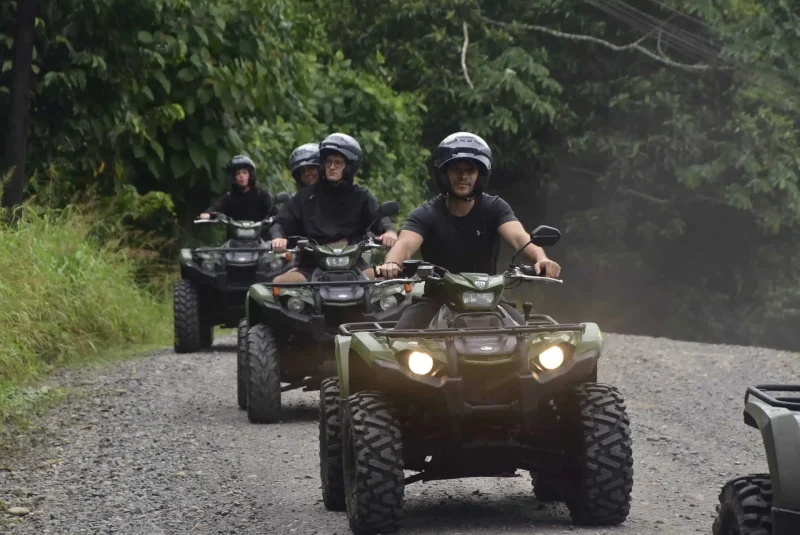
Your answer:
[1,333,796,534]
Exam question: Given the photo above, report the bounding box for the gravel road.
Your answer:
[1,332,797,534]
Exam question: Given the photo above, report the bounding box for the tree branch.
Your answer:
[461,22,474,89]
[484,17,723,73]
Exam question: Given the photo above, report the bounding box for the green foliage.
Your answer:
[0,204,170,388]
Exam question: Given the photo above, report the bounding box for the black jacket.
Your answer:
[269,180,395,243]
[206,186,273,222]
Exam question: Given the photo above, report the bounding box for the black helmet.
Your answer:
[288,143,320,188]
[224,154,256,190]
[318,133,362,182]
[433,132,493,199]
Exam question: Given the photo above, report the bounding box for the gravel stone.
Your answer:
[0,333,794,534]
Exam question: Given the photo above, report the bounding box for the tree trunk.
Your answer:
[2,0,37,212]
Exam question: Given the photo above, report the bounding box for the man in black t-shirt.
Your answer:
[375,132,561,329]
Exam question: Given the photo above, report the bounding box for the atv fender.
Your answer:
[743,397,800,514]
[246,284,276,327]
[335,335,353,397]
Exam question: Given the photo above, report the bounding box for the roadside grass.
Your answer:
[0,204,171,435]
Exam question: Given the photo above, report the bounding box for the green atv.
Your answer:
[320,225,634,533]
[241,201,420,423]
[175,194,292,354]
[712,385,800,535]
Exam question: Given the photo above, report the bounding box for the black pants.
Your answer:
[394,297,525,329]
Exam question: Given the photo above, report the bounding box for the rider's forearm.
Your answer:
[384,241,412,265]
[522,243,548,264]
[269,222,287,240]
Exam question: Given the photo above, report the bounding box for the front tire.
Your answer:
[319,378,345,511]
[342,391,404,534]
[246,324,281,423]
[173,280,203,353]
[712,475,773,535]
[562,383,634,526]
[236,318,248,410]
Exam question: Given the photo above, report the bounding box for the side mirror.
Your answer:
[530,225,561,247]
[377,201,400,219]
[275,191,291,204]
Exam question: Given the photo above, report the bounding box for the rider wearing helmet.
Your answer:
[375,132,561,328]
[288,143,320,189]
[199,155,273,221]
[270,133,399,282]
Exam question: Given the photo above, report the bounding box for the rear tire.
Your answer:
[712,474,772,535]
[342,391,404,534]
[236,318,248,410]
[562,383,634,525]
[319,377,345,511]
[246,324,281,423]
[174,280,202,353]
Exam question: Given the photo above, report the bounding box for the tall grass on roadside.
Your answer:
[0,204,171,387]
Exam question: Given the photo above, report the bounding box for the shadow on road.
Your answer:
[401,492,576,531]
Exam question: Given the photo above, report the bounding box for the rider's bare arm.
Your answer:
[376,230,424,278]
[385,230,424,264]
[498,221,561,277]
[498,221,547,262]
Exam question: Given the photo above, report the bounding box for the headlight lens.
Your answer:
[269,256,286,270]
[461,291,495,307]
[407,351,434,375]
[236,228,257,238]
[379,295,398,311]
[539,346,565,370]
[287,297,305,313]
[324,256,351,269]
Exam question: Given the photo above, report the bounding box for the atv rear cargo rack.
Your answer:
[338,321,586,337]
[745,384,800,411]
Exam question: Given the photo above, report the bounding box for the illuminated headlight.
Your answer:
[324,256,351,269]
[461,292,495,307]
[407,351,434,375]
[538,346,565,370]
[287,297,305,313]
[235,228,257,238]
[379,295,398,311]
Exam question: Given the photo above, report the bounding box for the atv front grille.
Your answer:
[226,266,257,287]
[459,360,520,405]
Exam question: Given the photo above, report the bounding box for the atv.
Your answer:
[242,201,418,424]
[174,192,293,354]
[712,385,800,535]
[320,225,634,533]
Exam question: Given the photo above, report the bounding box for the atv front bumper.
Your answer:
[368,347,598,416]
[260,301,411,343]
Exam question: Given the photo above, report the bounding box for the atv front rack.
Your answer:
[265,280,392,288]
[745,384,800,411]
[338,321,586,337]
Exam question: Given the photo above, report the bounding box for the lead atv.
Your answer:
[174,193,292,354]
[320,225,634,534]
[242,201,419,423]
[712,385,800,535]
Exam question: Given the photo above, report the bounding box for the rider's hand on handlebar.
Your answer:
[375,262,401,279]
[271,238,288,253]
[199,213,212,220]
[534,258,561,278]
[377,230,398,249]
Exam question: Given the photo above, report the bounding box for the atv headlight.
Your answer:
[287,297,305,313]
[379,295,398,311]
[407,351,434,375]
[202,259,216,272]
[538,346,565,370]
[235,228,257,239]
[269,256,286,270]
[324,256,351,269]
[461,292,495,307]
